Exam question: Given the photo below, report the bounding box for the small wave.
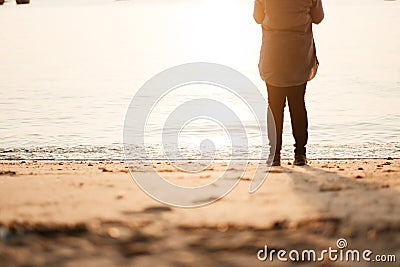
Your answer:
[0,143,399,161]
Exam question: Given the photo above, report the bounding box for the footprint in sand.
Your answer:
[0,171,16,176]
[142,206,172,213]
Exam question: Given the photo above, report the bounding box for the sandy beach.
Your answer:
[0,159,399,266]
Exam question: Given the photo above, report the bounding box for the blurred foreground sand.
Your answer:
[0,160,399,266]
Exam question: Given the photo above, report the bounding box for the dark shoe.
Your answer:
[294,155,307,166]
[267,155,281,166]
[272,157,281,166]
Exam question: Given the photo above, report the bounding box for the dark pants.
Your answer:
[267,83,308,156]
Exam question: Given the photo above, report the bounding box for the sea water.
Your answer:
[0,0,399,160]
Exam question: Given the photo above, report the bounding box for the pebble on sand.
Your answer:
[107,227,120,238]
[116,192,126,199]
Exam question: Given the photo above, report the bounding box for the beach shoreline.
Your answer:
[1,160,399,266]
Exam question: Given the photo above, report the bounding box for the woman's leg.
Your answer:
[266,84,287,159]
[287,83,308,157]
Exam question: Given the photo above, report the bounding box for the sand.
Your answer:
[0,159,399,266]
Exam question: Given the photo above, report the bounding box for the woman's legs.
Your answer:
[266,83,308,163]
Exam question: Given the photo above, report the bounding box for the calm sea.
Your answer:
[0,0,399,160]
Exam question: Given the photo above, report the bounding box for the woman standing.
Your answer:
[254,0,324,166]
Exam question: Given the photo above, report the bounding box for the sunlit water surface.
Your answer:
[0,0,399,160]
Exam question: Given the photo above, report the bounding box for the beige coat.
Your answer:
[254,0,324,87]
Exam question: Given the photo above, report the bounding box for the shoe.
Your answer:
[272,158,281,166]
[294,155,307,166]
[267,155,281,166]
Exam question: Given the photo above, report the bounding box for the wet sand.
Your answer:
[0,159,399,266]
